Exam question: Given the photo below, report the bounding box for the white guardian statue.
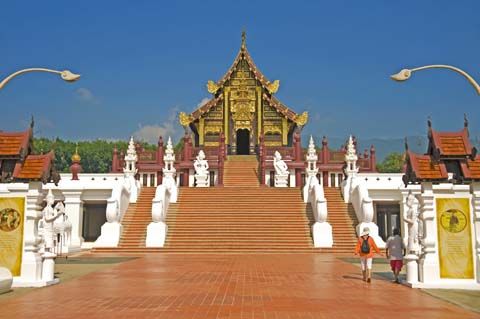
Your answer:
[194,150,209,187]
[404,191,419,254]
[273,151,289,187]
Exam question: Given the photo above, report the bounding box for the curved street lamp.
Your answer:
[0,68,80,90]
[391,64,480,95]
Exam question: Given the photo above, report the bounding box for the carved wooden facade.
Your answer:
[179,32,308,155]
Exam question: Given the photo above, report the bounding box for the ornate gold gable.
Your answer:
[178,32,308,150]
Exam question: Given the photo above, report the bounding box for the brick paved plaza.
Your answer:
[0,254,478,319]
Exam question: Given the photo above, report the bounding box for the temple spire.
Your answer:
[241,30,246,49]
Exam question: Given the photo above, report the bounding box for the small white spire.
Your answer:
[163,136,176,178]
[123,136,138,175]
[345,135,358,176]
[305,135,318,177]
[164,136,175,161]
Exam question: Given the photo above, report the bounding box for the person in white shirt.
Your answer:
[385,228,405,283]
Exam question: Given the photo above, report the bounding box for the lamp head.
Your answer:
[391,69,412,81]
[60,70,81,82]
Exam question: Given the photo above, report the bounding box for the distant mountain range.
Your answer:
[307,134,480,162]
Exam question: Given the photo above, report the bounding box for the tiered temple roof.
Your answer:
[403,117,479,185]
[0,121,59,184]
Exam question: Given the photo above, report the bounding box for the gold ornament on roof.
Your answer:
[267,80,280,94]
[294,111,309,126]
[179,112,193,127]
[71,144,81,162]
[207,80,220,94]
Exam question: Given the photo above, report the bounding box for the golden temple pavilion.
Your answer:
[178,32,308,155]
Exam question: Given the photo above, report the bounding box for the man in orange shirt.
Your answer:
[354,227,383,283]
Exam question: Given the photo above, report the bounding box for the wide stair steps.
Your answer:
[92,187,156,253]
[92,159,359,254]
[162,187,316,253]
[322,187,358,254]
[223,155,259,187]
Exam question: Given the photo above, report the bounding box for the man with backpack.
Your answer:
[354,227,382,283]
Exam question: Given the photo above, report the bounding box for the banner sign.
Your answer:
[436,198,474,279]
[0,197,25,276]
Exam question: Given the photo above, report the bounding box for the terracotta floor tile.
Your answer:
[0,254,478,319]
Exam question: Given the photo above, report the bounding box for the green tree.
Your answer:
[376,152,404,173]
[32,138,154,173]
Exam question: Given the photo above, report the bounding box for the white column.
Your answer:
[471,183,480,284]
[63,190,84,253]
[418,183,439,283]
[14,182,44,286]
[343,135,359,203]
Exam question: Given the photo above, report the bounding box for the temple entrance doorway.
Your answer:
[236,129,250,155]
[82,202,107,242]
[375,203,401,242]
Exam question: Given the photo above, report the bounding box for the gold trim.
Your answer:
[207,80,220,94]
[265,141,282,147]
[204,141,219,147]
[179,112,193,126]
[294,111,308,126]
[224,87,230,144]
[204,125,222,134]
[256,86,262,143]
[199,118,205,145]
[282,117,288,145]
[267,80,280,94]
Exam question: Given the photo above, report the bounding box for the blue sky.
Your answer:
[1,1,480,147]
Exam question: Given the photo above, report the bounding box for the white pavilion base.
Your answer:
[0,268,13,294]
[13,277,59,288]
[275,175,289,187]
[404,280,480,290]
[146,222,168,247]
[94,222,122,247]
[312,222,333,248]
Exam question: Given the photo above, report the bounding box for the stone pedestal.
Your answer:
[274,174,288,187]
[94,222,122,247]
[312,222,333,248]
[405,254,419,285]
[41,252,56,282]
[146,222,168,247]
[195,174,209,187]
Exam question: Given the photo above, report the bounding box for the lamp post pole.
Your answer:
[391,64,480,95]
[0,68,80,90]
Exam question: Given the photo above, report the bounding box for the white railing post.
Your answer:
[146,137,178,247]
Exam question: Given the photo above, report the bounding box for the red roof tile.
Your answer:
[431,128,473,156]
[13,151,53,180]
[465,156,480,179]
[0,129,31,157]
[407,151,447,180]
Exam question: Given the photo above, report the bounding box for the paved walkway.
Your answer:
[0,254,478,319]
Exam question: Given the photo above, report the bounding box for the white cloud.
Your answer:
[132,107,182,144]
[75,87,99,104]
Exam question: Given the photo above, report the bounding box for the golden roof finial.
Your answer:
[241,29,246,49]
[71,143,81,162]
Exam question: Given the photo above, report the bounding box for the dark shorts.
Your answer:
[390,260,403,271]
